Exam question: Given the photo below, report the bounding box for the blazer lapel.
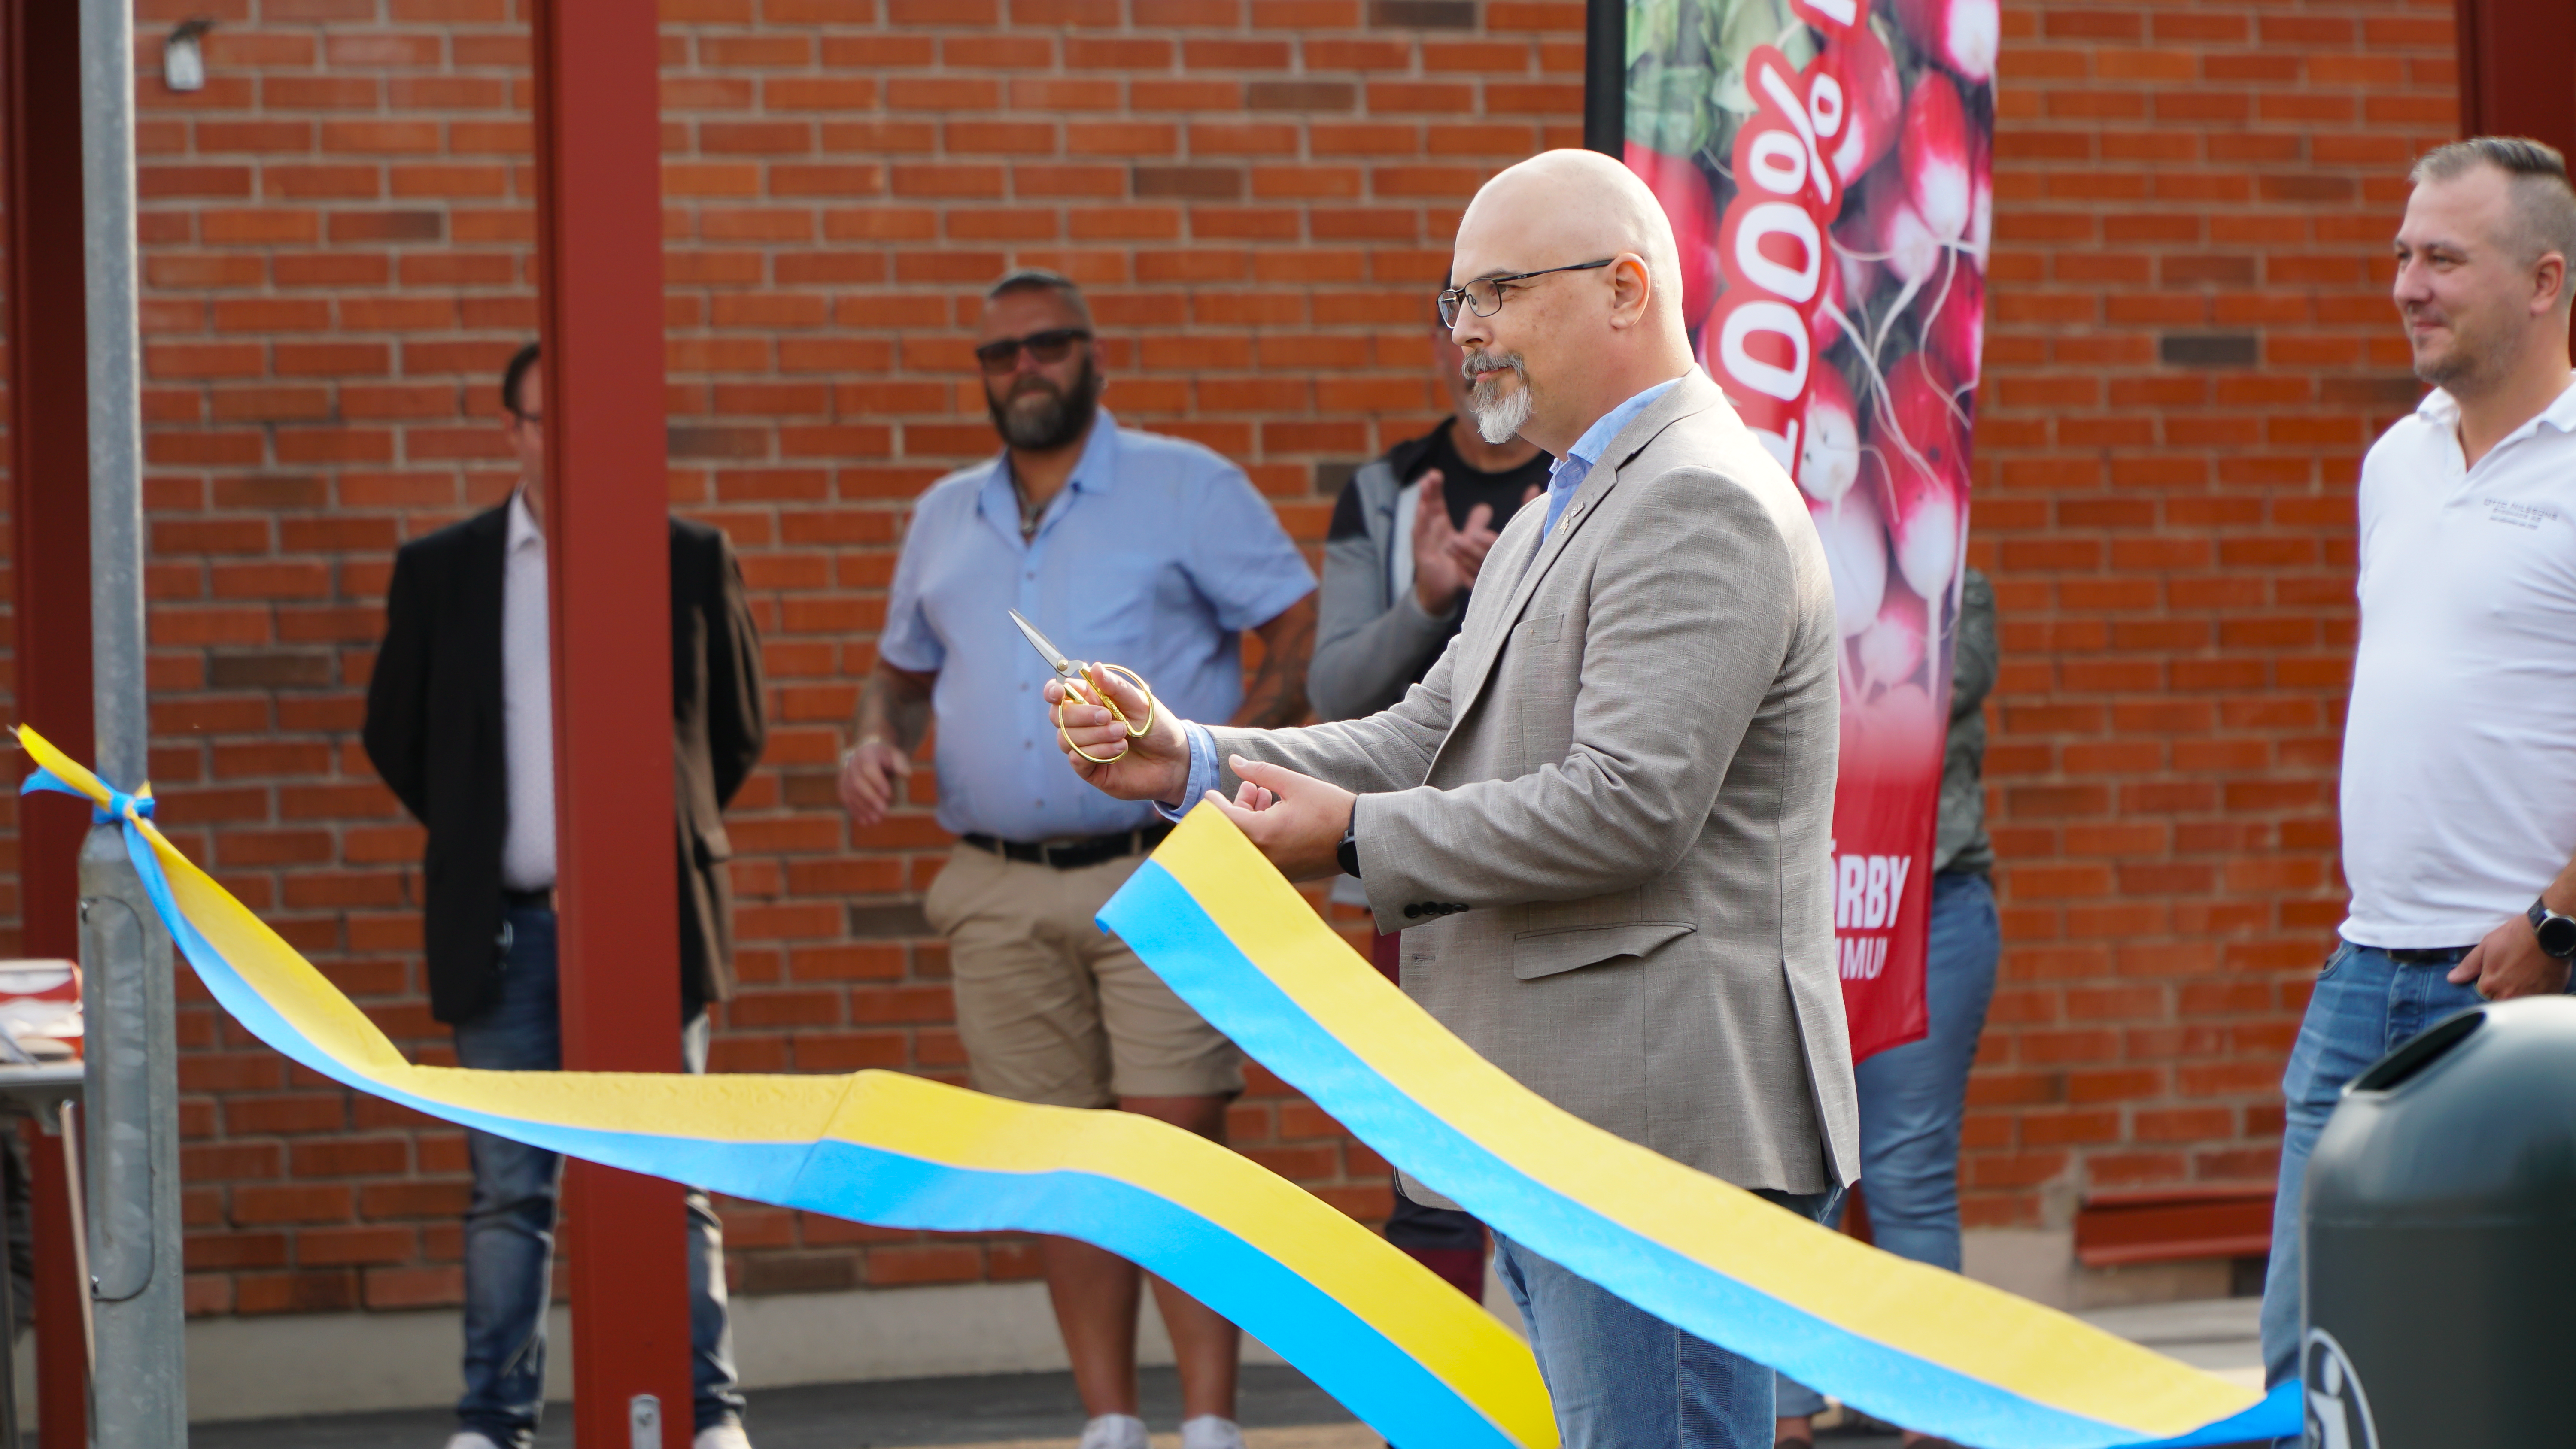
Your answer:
[1441,374,1726,730]
[461,505,508,730]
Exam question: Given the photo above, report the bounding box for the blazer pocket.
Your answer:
[1516,611,1565,646]
[1510,919,1696,981]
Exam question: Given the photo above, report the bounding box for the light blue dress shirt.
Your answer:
[1164,376,1685,821]
[1539,376,1683,538]
[880,411,1315,842]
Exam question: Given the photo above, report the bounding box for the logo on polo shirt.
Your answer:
[2483,498,2556,531]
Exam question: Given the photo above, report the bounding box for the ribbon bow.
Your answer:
[18,729,155,826]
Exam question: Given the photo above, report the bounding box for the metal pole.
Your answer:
[50,1108,87,1380]
[1582,0,1624,157]
[529,0,693,1439]
[76,0,187,1440]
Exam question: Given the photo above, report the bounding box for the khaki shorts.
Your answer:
[923,842,1242,1108]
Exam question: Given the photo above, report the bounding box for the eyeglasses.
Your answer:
[1437,259,1616,327]
[975,327,1092,375]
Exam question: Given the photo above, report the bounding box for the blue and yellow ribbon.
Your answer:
[27,723,2292,1447]
[18,727,1555,1449]
[1101,809,2298,1449]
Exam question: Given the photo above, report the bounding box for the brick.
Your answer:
[1133,166,1244,200]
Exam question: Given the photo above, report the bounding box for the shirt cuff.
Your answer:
[1153,722,1221,823]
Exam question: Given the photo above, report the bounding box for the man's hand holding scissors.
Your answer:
[1024,611,1355,879]
[1045,667,1192,803]
[1013,609,1190,802]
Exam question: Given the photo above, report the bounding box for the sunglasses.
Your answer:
[976,327,1092,375]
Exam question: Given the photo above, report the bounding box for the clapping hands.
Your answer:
[1411,471,1540,615]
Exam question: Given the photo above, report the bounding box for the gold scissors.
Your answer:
[1010,609,1159,765]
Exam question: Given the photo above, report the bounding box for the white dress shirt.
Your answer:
[501,488,557,892]
[2339,374,2576,948]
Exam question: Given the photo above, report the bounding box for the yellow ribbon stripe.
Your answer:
[18,726,1554,1449]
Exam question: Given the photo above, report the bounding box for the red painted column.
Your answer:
[2452,0,2575,159]
[6,2,97,1444]
[2452,0,2576,357]
[529,2,693,1446]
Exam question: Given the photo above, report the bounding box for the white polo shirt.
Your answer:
[2340,373,2576,949]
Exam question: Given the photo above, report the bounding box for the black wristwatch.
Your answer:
[1337,812,1361,879]
[2528,897,2576,959]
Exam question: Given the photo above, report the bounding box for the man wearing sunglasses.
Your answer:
[838,269,1315,1449]
[1051,151,1857,1449]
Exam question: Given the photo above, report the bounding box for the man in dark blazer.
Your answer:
[363,343,766,1449]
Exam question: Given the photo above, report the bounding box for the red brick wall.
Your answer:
[0,0,2458,1321]
[1967,0,2454,1229]
[75,0,1586,1318]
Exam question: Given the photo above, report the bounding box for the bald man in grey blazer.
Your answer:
[1053,149,1857,1449]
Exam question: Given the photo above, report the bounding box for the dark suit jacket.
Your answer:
[362,504,766,1025]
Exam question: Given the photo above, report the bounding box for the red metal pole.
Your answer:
[2450,0,2576,358]
[2451,0,2576,155]
[5,0,97,1443]
[529,1,693,1445]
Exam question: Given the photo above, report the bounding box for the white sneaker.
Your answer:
[1078,1413,1150,1449]
[442,1435,504,1449]
[1180,1416,1245,1449]
[693,1425,753,1449]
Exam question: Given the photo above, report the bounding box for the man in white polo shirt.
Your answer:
[2259,136,2576,1425]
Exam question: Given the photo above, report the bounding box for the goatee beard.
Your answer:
[1463,349,1533,445]
[989,361,1103,451]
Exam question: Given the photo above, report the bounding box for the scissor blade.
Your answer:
[1008,609,1078,676]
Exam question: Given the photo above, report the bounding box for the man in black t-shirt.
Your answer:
[1310,319,1551,721]
[1309,316,1551,1308]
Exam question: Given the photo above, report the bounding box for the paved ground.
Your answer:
[192,1365,1361,1449]
[188,1297,2264,1449]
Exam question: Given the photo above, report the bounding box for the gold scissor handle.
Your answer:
[1054,662,1158,764]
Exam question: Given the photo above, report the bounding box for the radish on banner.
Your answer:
[1623,0,1990,1058]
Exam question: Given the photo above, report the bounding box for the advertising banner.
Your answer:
[1621,0,1993,1058]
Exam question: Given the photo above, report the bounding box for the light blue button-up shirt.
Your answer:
[881,411,1315,842]
[1165,376,1686,821]
[1540,376,1683,538]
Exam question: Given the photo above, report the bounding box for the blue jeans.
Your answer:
[1496,1189,1836,1449]
[450,907,744,1446]
[1775,872,2000,1419]
[2256,937,2503,1436]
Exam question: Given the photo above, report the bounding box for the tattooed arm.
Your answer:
[1230,593,1315,730]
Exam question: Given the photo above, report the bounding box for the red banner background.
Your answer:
[1623,0,1993,1058]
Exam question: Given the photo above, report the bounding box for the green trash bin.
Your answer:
[2301,995,2576,1448]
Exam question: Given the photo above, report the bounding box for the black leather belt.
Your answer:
[962,824,1172,871]
[502,886,556,911]
[2385,946,2472,965]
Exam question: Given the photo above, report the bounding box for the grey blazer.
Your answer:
[1208,370,1859,1197]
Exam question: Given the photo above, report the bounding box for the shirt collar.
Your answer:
[988,408,1122,497]
[1066,407,1119,494]
[2414,371,2576,437]
[979,409,1121,543]
[1558,376,1687,475]
[507,487,542,550]
[2543,372,2576,433]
